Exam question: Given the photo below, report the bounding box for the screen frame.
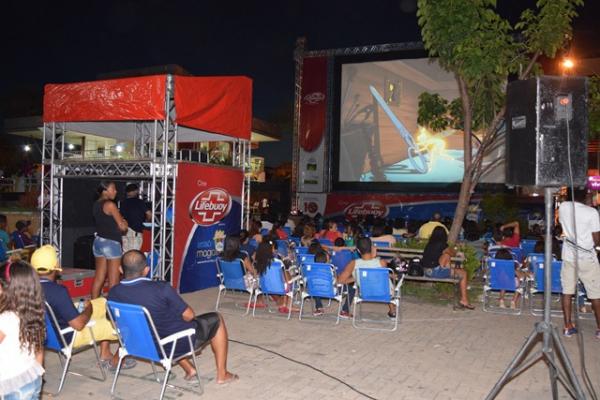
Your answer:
[330,48,469,192]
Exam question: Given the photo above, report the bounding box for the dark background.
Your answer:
[2,0,599,167]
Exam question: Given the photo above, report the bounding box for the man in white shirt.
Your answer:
[558,189,600,339]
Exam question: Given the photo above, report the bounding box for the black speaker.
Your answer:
[505,75,588,187]
[73,235,95,269]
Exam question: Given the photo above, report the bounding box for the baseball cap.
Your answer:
[31,245,62,273]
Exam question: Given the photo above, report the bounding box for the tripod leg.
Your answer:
[485,328,540,400]
[550,327,587,399]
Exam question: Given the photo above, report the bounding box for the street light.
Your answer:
[561,57,575,75]
[23,144,31,152]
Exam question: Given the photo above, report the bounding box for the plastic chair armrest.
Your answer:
[60,326,75,335]
[159,328,196,346]
[85,320,96,328]
[286,275,303,285]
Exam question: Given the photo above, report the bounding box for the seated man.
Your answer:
[108,250,238,383]
[31,245,131,371]
[337,237,396,318]
[417,212,448,240]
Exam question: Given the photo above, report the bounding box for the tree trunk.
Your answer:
[448,171,475,243]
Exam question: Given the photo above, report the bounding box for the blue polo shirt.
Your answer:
[108,277,192,356]
[41,279,79,340]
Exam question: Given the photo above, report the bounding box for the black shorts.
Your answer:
[192,312,220,349]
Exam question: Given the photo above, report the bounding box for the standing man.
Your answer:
[119,183,151,252]
[558,188,600,339]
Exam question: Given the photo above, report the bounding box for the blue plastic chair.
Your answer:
[520,239,537,258]
[530,260,563,316]
[215,258,255,315]
[352,267,401,331]
[260,228,269,236]
[372,241,391,249]
[298,253,315,265]
[276,240,289,258]
[482,259,524,315]
[288,236,301,247]
[252,259,300,320]
[283,226,292,236]
[44,302,106,394]
[331,249,354,275]
[299,263,343,323]
[318,238,333,246]
[107,301,203,399]
[295,246,309,255]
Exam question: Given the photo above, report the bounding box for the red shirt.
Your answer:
[500,234,520,248]
[321,230,342,243]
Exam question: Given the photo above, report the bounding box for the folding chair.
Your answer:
[297,253,315,265]
[520,239,537,258]
[276,240,289,258]
[295,246,309,255]
[352,267,402,331]
[252,259,301,320]
[372,241,391,249]
[331,249,355,275]
[44,302,106,395]
[106,301,203,400]
[482,259,524,315]
[529,260,563,316]
[299,262,344,323]
[215,258,255,315]
[318,238,333,246]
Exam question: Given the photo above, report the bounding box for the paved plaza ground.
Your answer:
[42,288,600,400]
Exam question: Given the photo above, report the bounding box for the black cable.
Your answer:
[229,338,379,400]
[564,101,598,400]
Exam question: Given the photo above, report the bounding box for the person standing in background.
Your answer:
[92,181,128,299]
[119,183,151,252]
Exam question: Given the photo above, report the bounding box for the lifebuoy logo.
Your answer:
[344,202,388,220]
[189,188,232,226]
[303,92,325,105]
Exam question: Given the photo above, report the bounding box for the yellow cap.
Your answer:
[31,245,62,272]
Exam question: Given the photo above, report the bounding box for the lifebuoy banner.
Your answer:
[299,57,327,152]
[173,163,243,293]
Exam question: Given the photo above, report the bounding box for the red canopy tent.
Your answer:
[41,74,252,287]
[43,74,252,141]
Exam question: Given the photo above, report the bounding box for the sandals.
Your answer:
[458,302,475,310]
[100,357,137,372]
[387,311,397,319]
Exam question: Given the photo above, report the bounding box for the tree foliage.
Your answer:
[589,75,600,139]
[416,0,583,242]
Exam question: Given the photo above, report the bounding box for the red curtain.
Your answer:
[174,76,252,140]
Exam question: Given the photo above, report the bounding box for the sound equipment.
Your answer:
[73,235,95,270]
[505,75,588,187]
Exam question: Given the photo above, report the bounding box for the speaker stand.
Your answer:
[485,187,586,400]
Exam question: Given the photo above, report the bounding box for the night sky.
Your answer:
[3,0,599,166]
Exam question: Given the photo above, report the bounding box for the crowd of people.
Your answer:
[1,182,599,398]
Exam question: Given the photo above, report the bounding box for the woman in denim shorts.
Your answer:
[92,181,128,298]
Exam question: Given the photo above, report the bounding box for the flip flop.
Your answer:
[217,373,239,385]
[458,302,475,310]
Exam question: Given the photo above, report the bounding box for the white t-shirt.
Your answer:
[558,201,600,262]
[0,311,44,395]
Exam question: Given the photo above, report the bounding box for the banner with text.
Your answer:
[174,163,243,293]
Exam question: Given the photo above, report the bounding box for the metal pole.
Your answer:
[543,187,558,399]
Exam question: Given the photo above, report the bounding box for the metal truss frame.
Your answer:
[41,74,250,285]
